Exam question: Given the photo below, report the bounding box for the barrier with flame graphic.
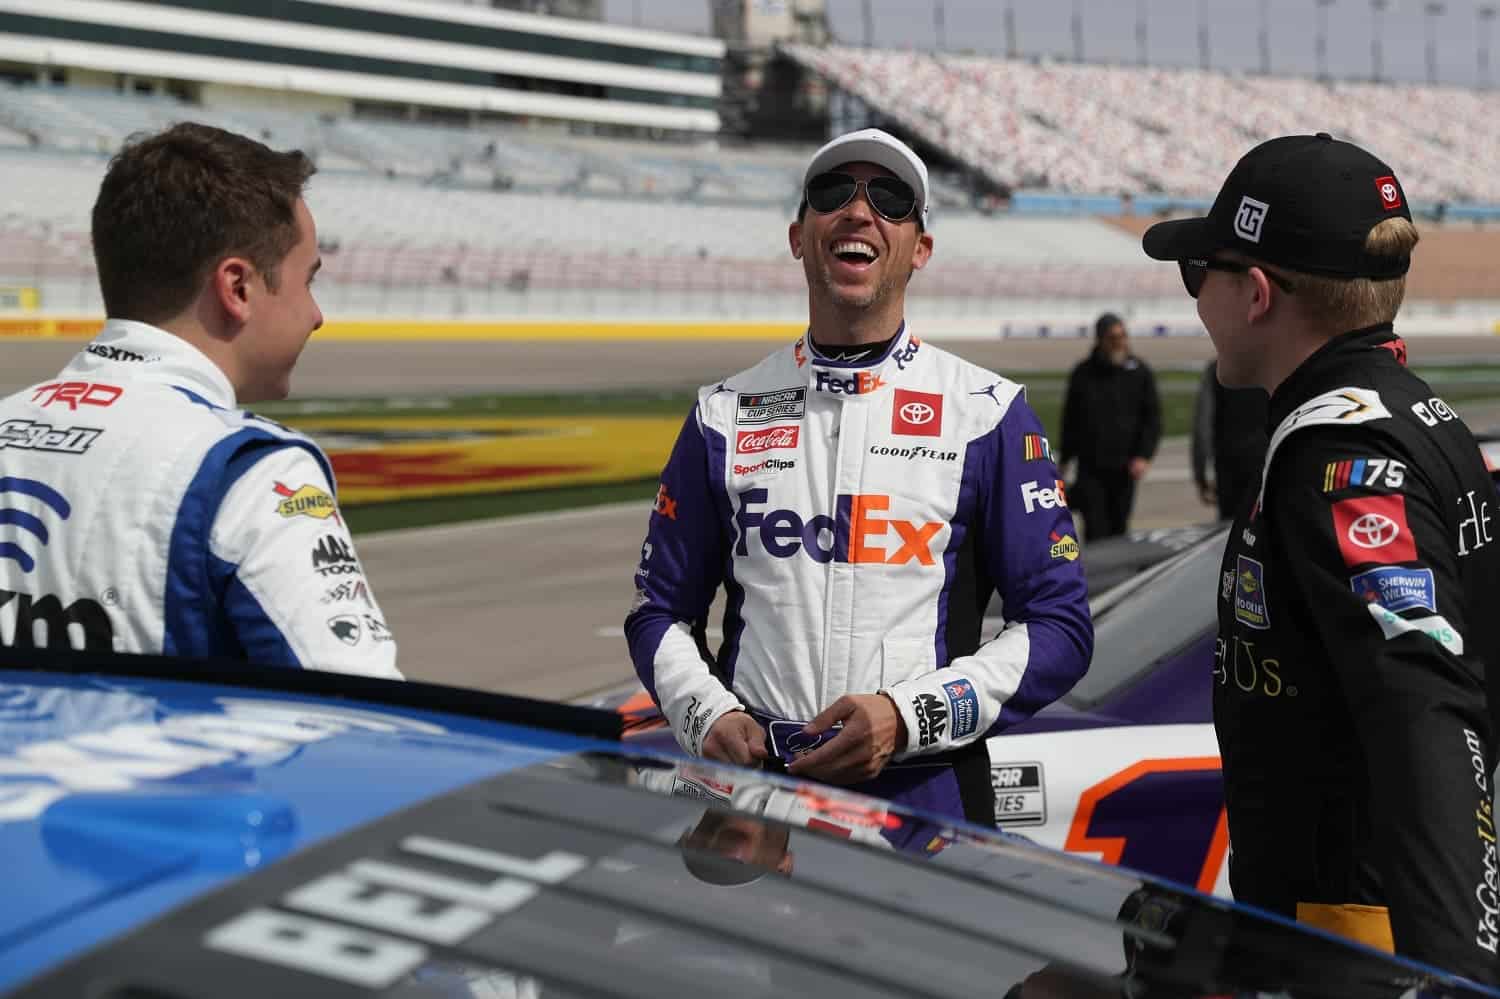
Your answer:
[294,416,681,504]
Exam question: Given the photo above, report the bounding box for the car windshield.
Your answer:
[1064,528,1228,708]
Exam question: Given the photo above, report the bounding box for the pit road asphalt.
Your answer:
[7,335,1496,699]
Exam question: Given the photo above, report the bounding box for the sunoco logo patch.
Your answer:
[737,388,806,425]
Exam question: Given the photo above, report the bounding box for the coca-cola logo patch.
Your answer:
[736,426,800,454]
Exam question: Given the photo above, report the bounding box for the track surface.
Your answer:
[7,335,1497,699]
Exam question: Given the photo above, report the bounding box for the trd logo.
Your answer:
[0,589,113,650]
[30,381,124,410]
[1021,479,1067,513]
[815,370,886,395]
[734,488,943,565]
[311,534,360,577]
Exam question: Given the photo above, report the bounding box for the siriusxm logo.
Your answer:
[0,477,71,574]
[734,488,943,565]
[815,370,886,395]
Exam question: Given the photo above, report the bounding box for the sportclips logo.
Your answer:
[734,488,943,566]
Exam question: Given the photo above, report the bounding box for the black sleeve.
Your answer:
[1134,365,1162,461]
[1191,364,1215,488]
[1059,365,1083,464]
[1271,430,1497,983]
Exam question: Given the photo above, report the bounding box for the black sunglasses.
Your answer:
[1179,257,1297,299]
[805,171,918,223]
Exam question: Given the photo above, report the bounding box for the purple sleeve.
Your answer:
[624,404,728,703]
[981,397,1094,733]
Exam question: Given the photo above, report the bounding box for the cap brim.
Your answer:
[1141,217,1217,261]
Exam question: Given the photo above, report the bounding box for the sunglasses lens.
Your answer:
[866,177,917,221]
[1180,260,1207,299]
[806,173,857,214]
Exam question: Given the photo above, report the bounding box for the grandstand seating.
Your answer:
[782,44,1500,205]
[2,75,1498,317]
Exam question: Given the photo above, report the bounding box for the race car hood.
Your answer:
[0,665,616,992]
[2,663,1495,998]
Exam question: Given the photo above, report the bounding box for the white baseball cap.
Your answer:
[803,128,930,228]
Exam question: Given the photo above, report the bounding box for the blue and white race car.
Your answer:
[3,645,1495,997]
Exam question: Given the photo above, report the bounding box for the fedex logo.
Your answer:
[734,488,942,566]
[30,382,123,410]
[1021,479,1068,513]
[816,370,886,395]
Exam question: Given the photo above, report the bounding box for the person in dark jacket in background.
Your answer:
[1059,313,1163,540]
[1191,359,1270,520]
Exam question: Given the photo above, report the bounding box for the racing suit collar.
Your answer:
[1267,322,1396,430]
[87,319,238,409]
[804,321,910,369]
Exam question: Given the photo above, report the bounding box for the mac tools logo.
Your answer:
[1234,195,1269,244]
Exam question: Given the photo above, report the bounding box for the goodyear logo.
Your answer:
[275,482,339,522]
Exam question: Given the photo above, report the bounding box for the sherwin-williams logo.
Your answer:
[275,482,339,522]
[736,426,799,454]
[734,488,943,566]
[942,679,979,740]
[737,388,806,424]
[1350,565,1436,614]
[1234,554,1270,629]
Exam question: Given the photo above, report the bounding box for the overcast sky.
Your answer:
[601,0,1500,89]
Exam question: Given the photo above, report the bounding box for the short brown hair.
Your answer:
[1275,218,1420,329]
[91,122,316,324]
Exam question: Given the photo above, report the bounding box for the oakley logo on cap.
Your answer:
[1234,196,1269,243]
[1375,175,1403,211]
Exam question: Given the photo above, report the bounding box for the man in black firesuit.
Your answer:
[1059,313,1162,540]
[1144,133,1499,985]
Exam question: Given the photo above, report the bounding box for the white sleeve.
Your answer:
[209,445,402,679]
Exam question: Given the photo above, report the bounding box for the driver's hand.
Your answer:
[701,711,768,768]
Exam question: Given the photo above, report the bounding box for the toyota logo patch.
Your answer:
[1348,512,1399,549]
[1375,174,1403,211]
[891,388,944,436]
[900,402,935,425]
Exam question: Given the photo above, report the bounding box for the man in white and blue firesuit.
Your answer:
[0,122,398,678]
[625,129,1092,825]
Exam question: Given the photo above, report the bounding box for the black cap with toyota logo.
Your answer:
[1142,133,1415,280]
